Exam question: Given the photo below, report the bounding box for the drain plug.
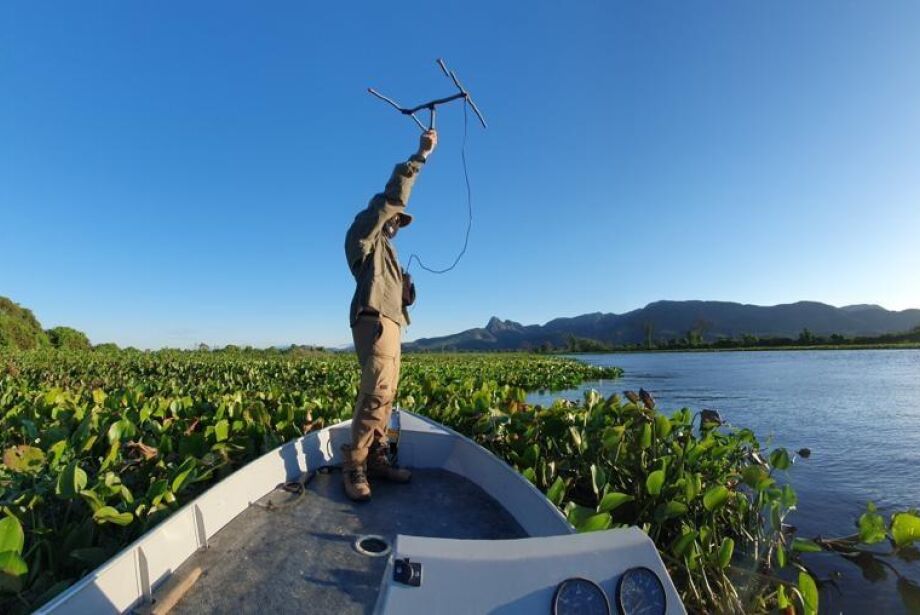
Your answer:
[354,535,391,557]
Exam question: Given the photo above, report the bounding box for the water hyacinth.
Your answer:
[1,349,919,613]
[0,350,617,611]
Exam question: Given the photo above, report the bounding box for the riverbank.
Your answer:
[554,342,920,355]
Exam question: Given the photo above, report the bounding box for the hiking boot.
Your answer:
[341,445,371,501]
[367,442,412,483]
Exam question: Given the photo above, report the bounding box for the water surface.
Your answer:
[529,349,920,613]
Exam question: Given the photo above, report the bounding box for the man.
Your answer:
[342,129,438,501]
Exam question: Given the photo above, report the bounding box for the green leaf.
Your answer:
[93,506,134,526]
[777,584,790,609]
[546,476,565,506]
[61,518,94,555]
[756,476,776,492]
[684,474,700,501]
[3,445,46,474]
[858,502,887,544]
[101,441,120,470]
[798,571,819,615]
[56,461,88,499]
[742,465,768,488]
[672,530,698,557]
[565,502,596,527]
[0,551,29,593]
[568,426,582,450]
[646,470,665,496]
[79,489,106,512]
[178,433,206,458]
[655,500,688,522]
[736,492,750,513]
[48,439,68,467]
[146,479,170,506]
[577,512,612,532]
[172,468,194,494]
[771,502,782,532]
[107,419,136,445]
[214,419,230,443]
[655,414,672,438]
[792,538,823,553]
[521,467,536,484]
[522,443,539,467]
[598,492,633,513]
[590,464,606,497]
[781,484,798,508]
[718,537,734,568]
[0,516,25,555]
[891,512,920,548]
[703,485,730,511]
[639,423,652,449]
[92,389,107,405]
[80,434,98,453]
[602,426,625,451]
[120,485,135,504]
[107,421,123,445]
[584,389,601,410]
[770,448,791,470]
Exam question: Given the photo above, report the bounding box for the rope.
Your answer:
[252,466,332,511]
[406,99,473,275]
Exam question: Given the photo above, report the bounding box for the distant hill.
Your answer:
[406,301,920,351]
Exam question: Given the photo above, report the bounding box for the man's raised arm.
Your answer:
[345,130,438,273]
[379,130,438,208]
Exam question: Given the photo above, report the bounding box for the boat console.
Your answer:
[377,529,679,614]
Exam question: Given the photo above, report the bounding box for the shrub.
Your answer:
[46,327,91,351]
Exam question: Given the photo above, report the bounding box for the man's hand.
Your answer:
[417,130,438,160]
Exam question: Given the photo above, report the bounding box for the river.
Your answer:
[528,349,920,614]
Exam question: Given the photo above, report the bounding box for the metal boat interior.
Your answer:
[37,411,685,614]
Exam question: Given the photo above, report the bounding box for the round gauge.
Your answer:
[552,577,610,615]
[617,567,666,615]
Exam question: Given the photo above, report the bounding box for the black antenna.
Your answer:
[368,58,487,132]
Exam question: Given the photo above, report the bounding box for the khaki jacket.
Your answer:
[345,154,426,327]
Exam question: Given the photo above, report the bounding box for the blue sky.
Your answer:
[2,2,919,348]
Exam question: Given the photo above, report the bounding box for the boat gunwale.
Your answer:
[37,410,572,614]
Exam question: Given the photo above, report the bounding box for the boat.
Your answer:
[36,410,686,614]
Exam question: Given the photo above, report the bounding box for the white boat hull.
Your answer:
[38,411,684,614]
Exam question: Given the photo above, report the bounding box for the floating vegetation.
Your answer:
[1,349,918,613]
[406,381,920,613]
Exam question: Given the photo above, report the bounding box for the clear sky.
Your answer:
[3,2,919,348]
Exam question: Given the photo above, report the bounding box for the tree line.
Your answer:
[531,325,920,353]
[0,296,92,351]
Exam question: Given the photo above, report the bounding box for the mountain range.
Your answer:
[406,301,920,351]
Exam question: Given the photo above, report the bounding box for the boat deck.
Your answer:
[169,468,527,614]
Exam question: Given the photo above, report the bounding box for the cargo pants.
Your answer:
[351,314,401,453]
